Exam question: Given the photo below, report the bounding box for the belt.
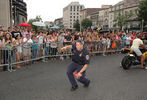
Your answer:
[72,60,83,65]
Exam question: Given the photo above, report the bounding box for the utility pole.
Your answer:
[10,0,13,27]
[142,19,144,32]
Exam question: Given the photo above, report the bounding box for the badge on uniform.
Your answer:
[79,53,82,57]
[86,55,89,60]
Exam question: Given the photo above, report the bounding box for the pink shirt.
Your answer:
[23,31,28,38]
[116,35,121,40]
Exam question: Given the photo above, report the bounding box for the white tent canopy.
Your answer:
[32,22,45,27]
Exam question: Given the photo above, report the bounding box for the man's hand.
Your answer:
[61,45,72,52]
[61,47,66,52]
[76,72,82,79]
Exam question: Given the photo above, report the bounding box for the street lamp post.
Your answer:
[80,14,82,32]
[79,17,82,32]
[10,0,13,27]
[142,19,144,32]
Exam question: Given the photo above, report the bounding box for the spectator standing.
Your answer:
[2,32,14,71]
[11,26,22,39]
[22,34,33,65]
[32,35,38,63]
[15,34,23,68]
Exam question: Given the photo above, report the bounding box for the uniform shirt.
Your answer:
[131,38,143,49]
[72,44,90,65]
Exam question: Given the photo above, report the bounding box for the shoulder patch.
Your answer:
[86,55,89,60]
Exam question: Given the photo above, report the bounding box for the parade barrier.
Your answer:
[1,40,145,72]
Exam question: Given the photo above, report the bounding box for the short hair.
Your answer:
[26,34,30,36]
[76,40,84,45]
[136,34,141,38]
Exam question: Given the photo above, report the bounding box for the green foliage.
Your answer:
[81,18,92,29]
[138,0,147,24]
[73,20,80,31]
[59,25,64,29]
[114,11,133,30]
[27,16,43,32]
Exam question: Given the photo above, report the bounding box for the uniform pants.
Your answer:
[67,62,89,87]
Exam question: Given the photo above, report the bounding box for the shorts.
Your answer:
[57,44,63,53]
[23,48,31,56]
[131,47,142,56]
[17,46,22,53]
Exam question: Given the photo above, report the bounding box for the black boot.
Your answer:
[70,85,78,91]
[84,80,90,87]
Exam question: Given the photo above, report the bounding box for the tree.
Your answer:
[28,16,43,32]
[138,0,147,25]
[114,11,133,30]
[59,25,64,29]
[73,20,80,31]
[81,18,92,29]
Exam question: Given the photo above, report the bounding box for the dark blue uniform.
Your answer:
[67,44,90,87]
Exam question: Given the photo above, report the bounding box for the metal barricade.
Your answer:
[0,39,129,72]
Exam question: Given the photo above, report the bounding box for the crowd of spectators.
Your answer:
[0,25,147,71]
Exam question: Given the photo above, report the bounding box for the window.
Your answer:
[77,6,79,11]
[130,10,132,14]
[73,16,75,18]
[70,16,72,18]
[70,13,72,15]
[125,11,127,14]
[74,6,75,11]
[77,13,79,15]
[70,6,72,11]
[77,16,79,18]
[135,9,138,14]
[80,6,83,10]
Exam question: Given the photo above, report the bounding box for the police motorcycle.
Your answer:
[121,48,146,70]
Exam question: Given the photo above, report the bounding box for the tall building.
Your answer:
[80,8,103,22]
[63,2,84,29]
[0,0,11,30]
[108,0,140,31]
[0,0,27,29]
[89,8,106,26]
[89,5,112,30]
[124,0,141,3]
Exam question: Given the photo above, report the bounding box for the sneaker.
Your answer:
[84,80,90,87]
[70,85,78,91]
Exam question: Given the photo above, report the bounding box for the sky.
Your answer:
[24,0,122,22]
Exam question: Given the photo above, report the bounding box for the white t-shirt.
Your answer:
[23,38,33,47]
[131,38,143,49]
[102,38,107,44]
[37,36,43,44]
[126,36,131,45]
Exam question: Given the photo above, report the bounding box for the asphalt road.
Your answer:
[0,54,147,100]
